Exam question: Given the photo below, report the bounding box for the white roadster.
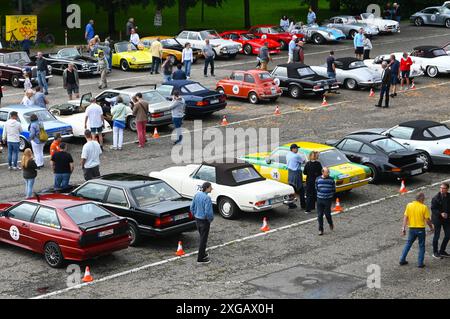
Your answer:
[364,53,424,79]
[356,13,400,33]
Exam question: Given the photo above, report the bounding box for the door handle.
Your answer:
[22,223,29,228]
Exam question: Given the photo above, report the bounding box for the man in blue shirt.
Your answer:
[353,28,364,60]
[316,167,336,235]
[307,7,316,25]
[190,182,214,264]
[172,64,187,80]
[85,20,95,44]
[389,54,401,98]
[287,35,297,63]
[286,144,306,210]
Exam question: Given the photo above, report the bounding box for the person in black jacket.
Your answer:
[375,61,391,108]
[431,183,450,258]
[22,148,38,199]
[303,151,323,214]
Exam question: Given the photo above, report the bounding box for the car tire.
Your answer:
[19,136,29,152]
[216,87,225,95]
[279,40,287,50]
[313,33,325,45]
[44,242,65,268]
[349,30,357,39]
[414,17,424,27]
[344,78,358,90]
[127,116,137,132]
[288,85,302,99]
[128,222,141,247]
[120,59,130,71]
[426,66,438,78]
[248,92,259,104]
[366,163,380,184]
[418,151,432,171]
[11,75,20,88]
[218,197,239,219]
[446,19,450,29]
[243,44,253,55]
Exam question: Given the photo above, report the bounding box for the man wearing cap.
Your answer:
[286,144,306,209]
[288,35,297,63]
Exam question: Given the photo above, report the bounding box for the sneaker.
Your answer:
[399,261,408,266]
[389,93,395,98]
[439,251,450,258]
[304,211,311,214]
[204,75,208,78]
[375,104,381,107]
[418,264,425,268]
[44,92,49,95]
[329,224,334,231]
[197,257,211,264]
[110,146,117,150]
[13,166,21,171]
[432,252,443,259]
[118,147,122,151]
[318,231,324,236]
[394,93,397,96]
[8,166,12,170]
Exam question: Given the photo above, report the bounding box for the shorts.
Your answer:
[391,75,399,85]
[355,47,364,55]
[83,166,100,181]
[90,126,103,134]
[66,83,79,95]
[401,70,410,79]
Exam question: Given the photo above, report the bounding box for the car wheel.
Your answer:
[128,222,141,247]
[216,87,225,95]
[120,59,130,71]
[414,17,424,27]
[289,85,302,99]
[243,44,253,55]
[127,116,137,132]
[366,163,380,184]
[19,137,29,152]
[313,33,325,45]
[344,78,358,90]
[218,197,239,219]
[349,30,357,39]
[44,242,65,268]
[279,40,287,50]
[426,66,438,78]
[446,19,450,28]
[248,92,259,104]
[418,152,432,171]
[11,75,20,88]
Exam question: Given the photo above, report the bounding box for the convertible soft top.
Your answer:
[413,46,441,52]
[400,120,440,130]
[202,160,266,186]
[335,57,361,70]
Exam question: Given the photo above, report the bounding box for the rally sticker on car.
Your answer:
[274,78,280,86]
[232,85,240,94]
[271,169,281,181]
[9,226,20,241]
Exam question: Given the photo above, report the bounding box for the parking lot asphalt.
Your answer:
[1,23,450,299]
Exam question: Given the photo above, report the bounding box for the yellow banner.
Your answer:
[5,15,38,41]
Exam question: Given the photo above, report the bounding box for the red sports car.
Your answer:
[0,194,131,268]
[248,25,305,50]
[216,69,282,104]
[219,30,281,55]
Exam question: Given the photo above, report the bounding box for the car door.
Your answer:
[242,74,256,98]
[102,186,135,220]
[29,205,62,252]
[258,149,290,184]
[271,66,288,90]
[227,72,244,96]
[335,138,364,163]
[181,165,218,202]
[0,202,39,248]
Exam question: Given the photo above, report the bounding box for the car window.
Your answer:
[74,183,109,202]
[428,125,450,138]
[131,182,180,207]
[432,49,447,57]
[23,110,56,123]
[8,202,38,222]
[371,138,406,153]
[272,67,287,77]
[231,72,244,81]
[115,42,137,53]
[185,83,208,93]
[0,56,4,63]
[244,74,256,83]
[297,67,315,77]
[0,111,8,122]
[230,34,239,40]
[360,144,377,155]
[142,91,166,104]
[259,72,272,80]
[389,126,414,139]
[232,167,262,183]
[120,94,131,104]
[423,8,438,14]
[423,130,433,139]
[106,187,128,207]
[335,18,343,24]
[65,203,113,225]
[33,206,60,229]
[177,31,188,39]
[270,149,293,164]
[188,32,200,41]
[340,139,363,153]
[349,61,366,69]
[318,149,349,167]
[193,165,216,183]
[156,85,174,97]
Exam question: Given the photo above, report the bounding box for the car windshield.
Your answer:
[344,17,357,24]
[349,61,367,69]
[131,182,180,207]
[200,30,221,39]
[241,34,257,40]
[58,48,80,58]
[259,72,273,80]
[161,38,180,46]
[116,42,137,53]
[297,67,316,77]
[156,85,173,97]
[432,49,448,57]
[185,83,208,93]
[142,91,166,104]
[232,167,262,183]
[371,138,406,153]
[318,149,349,167]
[4,52,31,65]
[65,203,112,225]
[269,26,285,33]
[428,125,450,138]
[23,110,56,123]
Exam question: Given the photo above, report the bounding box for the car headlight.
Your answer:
[82,63,88,68]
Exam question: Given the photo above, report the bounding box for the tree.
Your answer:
[302,0,319,11]
[244,0,250,29]
[328,0,340,12]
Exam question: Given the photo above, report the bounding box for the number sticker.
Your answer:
[274,78,280,86]
[232,85,240,95]
[9,226,20,241]
[431,14,437,21]
[271,169,280,181]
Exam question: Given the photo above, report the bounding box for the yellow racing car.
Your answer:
[139,36,202,64]
[112,41,152,71]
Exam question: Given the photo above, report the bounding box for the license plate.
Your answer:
[350,176,360,182]
[229,50,237,54]
[271,88,276,94]
[411,168,422,176]
[174,213,190,221]
[210,99,219,104]
[98,229,114,238]
[324,85,329,90]
[269,197,284,205]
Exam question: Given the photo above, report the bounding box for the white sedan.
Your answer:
[149,162,295,219]
[364,53,424,79]
[356,13,400,33]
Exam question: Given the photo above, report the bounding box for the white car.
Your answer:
[356,13,400,33]
[364,53,424,79]
[149,162,295,219]
[176,30,242,58]
[398,45,450,78]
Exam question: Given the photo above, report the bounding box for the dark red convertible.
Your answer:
[0,194,131,268]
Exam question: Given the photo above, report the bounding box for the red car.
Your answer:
[0,194,131,268]
[248,25,305,50]
[216,69,282,104]
[219,30,281,55]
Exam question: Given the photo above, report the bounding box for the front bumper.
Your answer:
[139,220,197,237]
[129,63,152,69]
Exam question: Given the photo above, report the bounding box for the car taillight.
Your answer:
[443,149,450,156]
[255,200,267,207]
[188,211,194,219]
[151,112,163,118]
[196,100,209,106]
[154,215,174,228]
[391,168,402,172]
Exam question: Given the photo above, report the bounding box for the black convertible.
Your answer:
[36,47,100,75]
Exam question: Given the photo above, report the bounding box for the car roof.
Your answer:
[222,30,248,34]
[413,45,441,51]
[201,160,265,186]
[335,57,363,69]
[161,80,199,87]
[346,133,389,143]
[277,62,309,69]
[1,105,48,113]
[399,120,441,130]
[25,194,90,209]
[281,141,334,152]
[91,173,162,188]
[232,69,270,75]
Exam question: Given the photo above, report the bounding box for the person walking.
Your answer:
[400,52,413,90]
[162,57,174,82]
[88,35,100,56]
[354,28,364,60]
[111,96,127,150]
[389,54,400,98]
[258,42,271,71]
[326,51,336,79]
[303,151,323,214]
[169,90,185,145]
[126,18,136,37]
[22,148,37,198]
[51,142,74,191]
[293,40,305,64]
[23,72,32,92]
[375,61,391,108]
[280,15,290,32]
[63,63,80,100]
[84,97,105,148]
[316,167,335,235]
[35,52,49,95]
[286,144,306,210]
[172,63,187,80]
[132,93,149,148]
[129,28,140,47]
[33,86,49,109]
[431,183,450,259]
[287,35,297,63]
[21,89,34,106]
[81,129,102,181]
[104,38,113,72]
[363,35,372,60]
[28,113,46,169]
[2,111,22,170]
[85,19,95,44]
[400,193,434,268]
[203,39,215,77]
[50,133,62,157]
[181,43,193,79]
[190,182,214,264]
[150,38,163,75]
[307,7,317,25]
[97,51,108,89]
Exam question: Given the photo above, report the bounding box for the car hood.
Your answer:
[116,51,152,61]
[328,163,369,179]
[209,39,241,47]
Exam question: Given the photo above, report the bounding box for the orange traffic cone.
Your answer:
[410,80,416,90]
[152,127,160,139]
[221,115,229,126]
[82,266,94,283]
[176,241,186,256]
[369,88,375,97]
[332,198,344,213]
[321,96,329,107]
[399,179,408,194]
[274,105,281,116]
[260,217,270,232]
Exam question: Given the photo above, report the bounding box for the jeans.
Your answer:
[305,183,317,212]
[327,72,336,79]
[113,126,124,149]
[136,120,147,147]
[54,173,71,190]
[24,178,35,198]
[107,55,112,71]
[400,228,426,266]
[184,60,192,77]
[37,71,48,93]
[432,218,450,254]
[204,56,214,76]
[377,84,390,107]
[173,117,183,143]
[7,142,20,167]
[196,218,211,261]
[31,140,45,167]
[151,57,161,74]
[317,198,333,232]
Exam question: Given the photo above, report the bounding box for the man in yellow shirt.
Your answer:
[150,38,163,75]
[400,192,434,268]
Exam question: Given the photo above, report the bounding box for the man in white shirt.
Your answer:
[1,111,23,170]
[21,89,35,106]
[129,28,140,47]
[84,97,105,147]
[81,129,102,181]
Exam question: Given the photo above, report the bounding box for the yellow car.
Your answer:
[139,36,202,64]
[241,141,373,193]
[112,41,152,71]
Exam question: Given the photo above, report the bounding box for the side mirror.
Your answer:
[265,157,272,165]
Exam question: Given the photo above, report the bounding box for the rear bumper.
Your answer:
[62,236,131,261]
[139,220,197,237]
[259,93,282,99]
[186,102,227,116]
[129,63,152,69]
[386,163,425,178]
[147,115,173,127]
[336,177,372,192]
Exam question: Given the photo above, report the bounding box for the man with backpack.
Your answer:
[29,113,48,169]
[293,40,305,64]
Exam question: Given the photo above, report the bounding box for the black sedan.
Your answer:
[327,134,425,183]
[270,63,340,99]
[37,47,100,75]
[69,173,196,246]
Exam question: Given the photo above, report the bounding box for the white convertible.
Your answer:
[397,45,450,78]
[364,53,424,79]
[150,161,295,219]
[176,30,242,58]
[356,13,400,33]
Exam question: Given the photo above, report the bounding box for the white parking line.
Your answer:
[31,176,450,299]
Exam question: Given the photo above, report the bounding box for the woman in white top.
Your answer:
[21,89,34,106]
[129,28,140,46]
[23,73,32,92]
[363,35,373,60]
[182,42,193,79]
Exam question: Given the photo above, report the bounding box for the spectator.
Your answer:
[33,86,49,109]
[190,182,214,264]
[384,2,392,20]
[162,56,174,82]
[431,183,450,259]
[393,3,401,22]
[132,93,149,148]
[63,63,80,100]
[28,113,45,169]
[150,38,163,75]
[286,144,306,209]
[23,72,32,92]
[363,34,372,60]
[293,40,305,64]
[84,97,105,148]
[169,90,186,145]
[129,28,140,47]
[126,18,136,37]
[22,148,37,198]
[203,39,215,77]
[287,35,297,63]
[103,38,112,72]
[172,63,187,80]
[88,35,100,56]
[400,192,434,268]
[21,89,34,106]
[182,43,193,79]
[316,167,335,236]
[0,71,3,105]
[85,19,95,44]
[400,52,413,90]
[35,52,49,95]
[97,50,108,89]
[280,15,290,32]
[303,151,323,214]
[21,35,32,56]
[389,54,400,98]
[375,61,391,108]
[49,133,62,157]
[326,51,336,79]
[2,111,23,170]
[51,142,74,191]
[81,129,102,181]
[307,7,316,25]
[354,28,364,60]
[111,96,127,151]
[258,42,271,71]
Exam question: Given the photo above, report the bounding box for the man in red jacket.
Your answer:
[400,52,413,90]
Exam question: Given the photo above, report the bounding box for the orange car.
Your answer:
[140,36,202,63]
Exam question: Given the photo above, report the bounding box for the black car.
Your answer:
[327,134,425,183]
[37,47,99,75]
[69,173,196,246]
[270,63,339,99]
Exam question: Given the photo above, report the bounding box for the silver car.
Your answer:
[410,6,450,28]
[324,16,379,38]
[290,23,346,44]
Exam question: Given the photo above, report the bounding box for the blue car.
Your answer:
[156,80,227,117]
[0,105,73,151]
[291,23,347,44]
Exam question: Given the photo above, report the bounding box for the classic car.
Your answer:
[0,194,131,268]
[0,105,73,151]
[69,174,196,246]
[410,6,450,28]
[289,23,346,44]
[327,134,425,183]
[355,13,400,33]
[38,47,99,75]
[149,161,296,219]
[111,42,152,71]
[324,16,379,39]
[240,141,372,192]
[350,120,450,170]
[156,80,226,117]
[0,50,52,88]
[270,63,340,99]
[175,30,241,58]
[219,30,281,55]
[248,25,305,50]
[140,36,202,63]
[363,53,424,79]
[215,70,282,104]
[311,57,381,90]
